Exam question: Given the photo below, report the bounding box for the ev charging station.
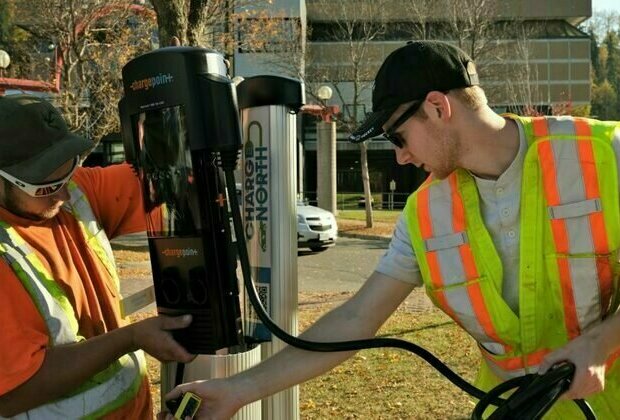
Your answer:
[119,47,303,419]
[236,75,305,419]
[116,45,597,420]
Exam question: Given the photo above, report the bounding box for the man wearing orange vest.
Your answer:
[164,41,620,418]
[0,95,195,419]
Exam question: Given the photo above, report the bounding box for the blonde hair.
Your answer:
[411,86,487,120]
[449,86,487,110]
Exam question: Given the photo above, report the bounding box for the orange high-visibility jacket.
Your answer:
[0,182,146,419]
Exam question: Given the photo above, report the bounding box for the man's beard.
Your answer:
[2,185,62,221]
[428,127,460,180]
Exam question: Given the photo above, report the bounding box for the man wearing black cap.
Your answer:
[0,94,194,419]
[163,41,620,418]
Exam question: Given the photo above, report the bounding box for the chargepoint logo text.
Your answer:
[244,121,268,252]
[162,248,199,258]
[129,73,174,91]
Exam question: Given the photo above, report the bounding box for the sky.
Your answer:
[592,0,620,13]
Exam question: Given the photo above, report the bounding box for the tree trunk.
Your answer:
[360,142,373,228]
[187,0,209,45]
[151,0,188,46]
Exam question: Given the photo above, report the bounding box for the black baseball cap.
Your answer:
[349,41,479,143]
[0,95,93,183]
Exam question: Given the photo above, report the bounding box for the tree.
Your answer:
[234,8,306,78]
[404,0,499,62]
[6,0,298,142]
[10,0,156,142]
[591,79,619,120]
[149,0,297,64]
[499,23,545,112]
[583,10,620,43]
[306,0,389,228]
[150,0,213,48]
[582,10,620,121]
[604,31,620,96]
[305,0,547,226]
[403,0,542,112]
[0,1,11,46]
[590,30,603,84]
[0,1,35,78]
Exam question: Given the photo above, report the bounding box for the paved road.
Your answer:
[113,234,388,294]
[297,237,389,292]
[113,234,433,313]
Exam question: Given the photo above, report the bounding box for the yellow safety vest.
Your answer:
[404,116,620,418]
[0,182,146,420]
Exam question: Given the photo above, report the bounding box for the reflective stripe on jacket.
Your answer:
[64,181,120,293]
[404,116,620,417]
[0,182,146,419]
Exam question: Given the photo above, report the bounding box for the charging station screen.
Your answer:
[132,106,201,237]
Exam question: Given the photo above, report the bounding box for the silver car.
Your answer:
[297,200,338,252]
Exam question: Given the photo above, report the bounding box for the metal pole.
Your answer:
[237,76,304,420]
[316,120,337,215]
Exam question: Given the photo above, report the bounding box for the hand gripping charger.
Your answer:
[119,47,244,354]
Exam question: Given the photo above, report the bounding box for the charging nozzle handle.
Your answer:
[199,74,244,157]
[471,363,596,420]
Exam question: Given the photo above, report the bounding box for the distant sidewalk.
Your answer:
[336,218,394,241]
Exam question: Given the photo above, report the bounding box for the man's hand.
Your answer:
[130,315,195,363]
[156,272,415,419]
[158,378,243,420]
[0,314,195,416]
[538,327,608,400]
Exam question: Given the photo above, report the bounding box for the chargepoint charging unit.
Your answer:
[119,46,262,418]
[119,47,303,419]
[119,46,597,420]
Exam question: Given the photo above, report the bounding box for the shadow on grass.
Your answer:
[377,321,453,338]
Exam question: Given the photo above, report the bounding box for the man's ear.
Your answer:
[425,91,451,121]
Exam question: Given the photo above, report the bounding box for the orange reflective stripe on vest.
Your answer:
[481,347,549,379]
[417,173,511,355]
[534,117,612,339]
[482,346,620,380]
[607,349,620,370]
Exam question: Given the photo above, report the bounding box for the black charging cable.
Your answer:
[220,161,596,420]
[471,363,594,420]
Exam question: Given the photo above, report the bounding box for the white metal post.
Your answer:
[240,104,299,420]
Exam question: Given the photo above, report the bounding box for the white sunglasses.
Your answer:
[0,157,80,197]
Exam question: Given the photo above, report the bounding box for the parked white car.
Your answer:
[236,184,337,252]
[297,200,338,252]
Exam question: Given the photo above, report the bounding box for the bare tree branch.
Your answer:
[305,0,390,227]
[10,0,156,142]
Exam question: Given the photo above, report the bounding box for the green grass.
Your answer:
[137,298,479,419]
[336,193,382,205]
[337,209,402,224]
[299,304,479,419]
[335,193,384,210]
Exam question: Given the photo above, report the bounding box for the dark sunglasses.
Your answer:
[382,100,423,148]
